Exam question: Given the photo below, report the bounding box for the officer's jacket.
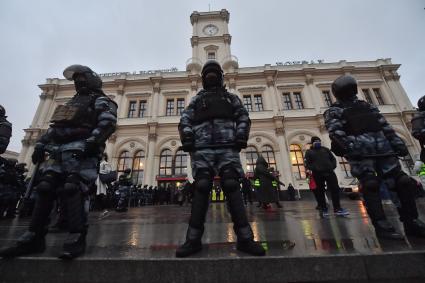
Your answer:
[178,88,250,148]
[324,99,406,157]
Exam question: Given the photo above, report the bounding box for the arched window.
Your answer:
[261,145,276,170]
[339,157,352,178]
[117,151,131,173]
[132,150,145,185]
[290,144,306,179]
[245,146,258,173]
[159,149,173,176]
[174,150,188,176]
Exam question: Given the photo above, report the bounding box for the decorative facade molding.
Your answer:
[125,92,152,98]
[162,90,190,97]
[276,83,305,90]
[150,77,162,93]
[237,86,266,93]
[191,36,199,47]
[223,34,232,44]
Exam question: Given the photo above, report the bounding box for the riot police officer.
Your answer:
[0,106,17,218]
[176,60,265,257]
[411,95,425,162]
[115,168,133,212]
[0,65,118,259]
[324,75,425,239]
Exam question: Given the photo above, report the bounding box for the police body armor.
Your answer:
[193,90,234,124]
[0,118,12,154]
[342,101,382,135]
[51,94,97,128]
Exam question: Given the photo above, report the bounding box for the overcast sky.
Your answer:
[1,0,424,152]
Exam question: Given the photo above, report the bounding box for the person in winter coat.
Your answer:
[254,156,284,209]
[304,136,349,217]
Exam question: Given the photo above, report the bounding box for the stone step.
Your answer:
[1,251,425,283]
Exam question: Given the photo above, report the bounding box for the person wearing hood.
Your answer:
[324,74,425,239]
[176,60,265,257]
[305,136,348,217]
[254,156,284,209]
[0,65,117,259]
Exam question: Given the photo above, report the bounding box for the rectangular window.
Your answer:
[127,101,136,118]
[243,95,253,112]
[373,88,384,105]
[254,95,264,111]
[207,52,216,59]
[293,92,304,109]
[166,99,174,116]
[176,98,185,115]
[322,90,333,107]
[362,89,374,104]
[282,93,293,110]
[138,100,147,118]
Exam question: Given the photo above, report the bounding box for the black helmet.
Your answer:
[201,60,224,89]
[331,75,358,101]
[0,105,5,118]
[63,64,102,92]
[418,95,425,111]
[124,168,131,174]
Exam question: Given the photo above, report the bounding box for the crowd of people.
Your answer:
[2,61,425,260]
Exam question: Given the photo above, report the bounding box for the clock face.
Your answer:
[203,24,218,36]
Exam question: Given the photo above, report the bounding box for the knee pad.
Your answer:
[361,175,380,193]
[62,182,80,197]
[36,173,56,195]
[194,170,212,195]
[219,167,240,193]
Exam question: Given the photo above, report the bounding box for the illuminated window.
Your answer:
[261,145,276,170]
[174,150,188,175]
[117,151,131,173]
[132,150,145,185]
[290,144,306,179]
[245,146,258,173]
[159,149,173,176]
[339,157,352,178]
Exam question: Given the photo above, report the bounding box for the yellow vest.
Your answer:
[272,180,278,187]
[212,190,216,201]
[254,179,260,187]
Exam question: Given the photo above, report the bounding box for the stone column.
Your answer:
[115,78,126,118]
[150,77,162,120]
[273,117,292,183]
[264,70,279,114]
[145,122,158,186]
[303,68,321,111]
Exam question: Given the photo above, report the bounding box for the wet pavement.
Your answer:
[2,198,425,259]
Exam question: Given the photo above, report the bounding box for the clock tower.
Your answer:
[186,9,238,74]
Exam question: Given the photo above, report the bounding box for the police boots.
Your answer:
[0,231,46,258]
[404,219,425,238]
[59,232,86,260]
[176,226,203,258]
[235,226,266,256]
[373,219,404,240]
